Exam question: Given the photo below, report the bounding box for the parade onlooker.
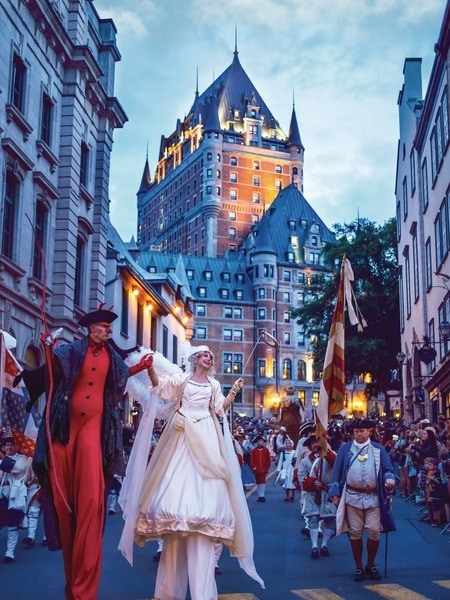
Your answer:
[0,437,32,563]
[328,418,396,582]
[250,436,271,502]
[299,436,336,559]
[420,457,442,527]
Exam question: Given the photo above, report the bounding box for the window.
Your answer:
[187,268,194,279]
[297,273,305,284]
[32,201,47,280]
[11,53,26,112]
[235,289,243,300]
[275,164,282,174]
[258,359,266,378]
[297,331,305,346]
[284,332,291,344]
[297,360,307,380]
[224,306,243,319]
[220,289,229,299]
[275,180,282,191]
[421,158,429,210]
[207,168,212,178]
[223,353,243,375]
[40,93,53,146]
[287,251,294,263]
[230,189,237,200]
[412,229,419,302]
[198,286,206,297]
[230,172,237,183]
[195,326,207,339]
[2,169,19,259]
[282,359,292,379]
[283,270,291,282]
[404,248,411,318]
[425,238,432,291]
[222,271,231,282]
[207,152,212,161]
[223,328,233,341]
[121,287,129,335]
[204,270,212,281]
[74,236,87,308]
[309,252,320,265]
[196,304,206,316]
[263,264,274,278]
[257,308,266,320]
[230,156,237,166]
[229,227,236,239]
[283,292,290,303]
[253,161,260,170]
[288,220,296,230]
[410,150,416,194]
[136,302,144,346]
[402,177,408,220]
[253,193,260,204]
[283,311,290,323]
[253,176,260,186]
[229,211,236,221]
[80,142,89,187]
[258,288,265,299]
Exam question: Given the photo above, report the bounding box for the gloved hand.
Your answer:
[129,353,153,376]
[40,333,56,348]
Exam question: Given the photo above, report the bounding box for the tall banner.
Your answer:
[0,331,41,457]
[316,258,365,455]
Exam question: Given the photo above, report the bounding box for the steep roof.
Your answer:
[248,183,335,264]
[286,106,304,149]
[137,157,152,194]
[190,51,286,138]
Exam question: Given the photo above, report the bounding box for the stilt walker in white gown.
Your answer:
[119,344,264,600]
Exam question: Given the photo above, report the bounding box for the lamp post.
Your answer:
[396,351,406,421]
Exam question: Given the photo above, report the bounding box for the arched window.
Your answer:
[297,359,307,381]
[282,359,292,380]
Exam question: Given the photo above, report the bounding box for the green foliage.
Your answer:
[291,218,400,394]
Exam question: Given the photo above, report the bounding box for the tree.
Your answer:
[292,218,400,396]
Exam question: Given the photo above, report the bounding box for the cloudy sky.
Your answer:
[94,0,445,243]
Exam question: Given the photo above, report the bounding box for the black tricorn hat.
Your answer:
[303,435,318,447]
[1,436,15,446]
[299,422,315,437]
[253,435,265,443]
[349,418,375,431]
[78,304,118,328]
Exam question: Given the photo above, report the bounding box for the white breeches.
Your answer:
[154,533,217,600]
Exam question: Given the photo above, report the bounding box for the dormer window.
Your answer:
[203,270,212,281]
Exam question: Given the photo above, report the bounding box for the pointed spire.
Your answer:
[138,155,152,194]
[286,101,304,149]
[234,24,238,57]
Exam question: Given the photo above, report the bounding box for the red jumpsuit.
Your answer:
[49,339,109,600]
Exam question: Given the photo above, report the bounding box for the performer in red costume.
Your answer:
[20,306,152,600]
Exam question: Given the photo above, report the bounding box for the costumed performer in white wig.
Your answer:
[118,343,264,600]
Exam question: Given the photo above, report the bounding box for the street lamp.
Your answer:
[416,321,450,365]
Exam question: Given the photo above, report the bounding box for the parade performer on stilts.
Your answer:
[18,305,153,600]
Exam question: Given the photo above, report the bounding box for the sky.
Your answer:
[94,0,446,243]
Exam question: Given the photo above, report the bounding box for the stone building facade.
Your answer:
[396,2,450,422]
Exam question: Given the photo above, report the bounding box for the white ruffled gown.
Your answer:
[135,374,234,600]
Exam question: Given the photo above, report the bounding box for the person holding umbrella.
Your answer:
[328,418,396,582]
